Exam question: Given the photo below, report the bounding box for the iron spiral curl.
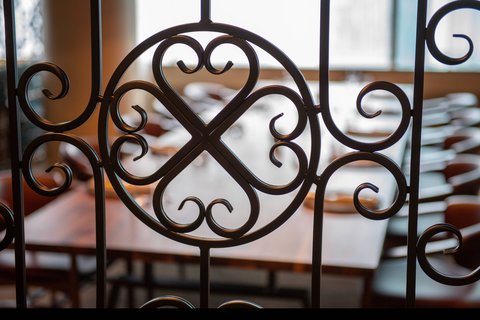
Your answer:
[217,300,262,308]
[21,132,107,306]
[17,0,101,132]
[21,133,102,196]
[99,22,319,247]
[140,295,195,308]
[320,81,411,152]
[316,152,407,220]
[426,0,480,66]
[109,80,193,186]
[211,85,309,195]
[16,61,100,132]
[417,223,480,286]
[139,295,261,308]
[417,0,480,291]
[0,203,14,251]
[151,154,260,239]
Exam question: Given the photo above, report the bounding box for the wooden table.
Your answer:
[17,81,410,306]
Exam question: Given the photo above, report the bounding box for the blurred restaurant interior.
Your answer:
[0,0,480,308]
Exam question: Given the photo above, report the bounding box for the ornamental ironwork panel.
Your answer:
[1,0,479,308]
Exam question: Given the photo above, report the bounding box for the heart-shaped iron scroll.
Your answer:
[98,22,319,247]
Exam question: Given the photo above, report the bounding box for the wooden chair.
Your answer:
[444,127,480,155]
[407,126,480,174]
[420,92,478,150]
[386,153,480,249]
[370,196,480,308]
[414,154,480,203]
[0,171,97,307]
[422,92,477,116]
[450,107,480,128]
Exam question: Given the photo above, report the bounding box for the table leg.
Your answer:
[144,262,154,300]
[127,259,134,308]
[107,282,121,308]
[361,274,374,308]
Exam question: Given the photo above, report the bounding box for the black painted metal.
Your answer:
[407,0,428,308]
[416,0,480,290]
[1,0,479,308]
[4,0,107,308]
[3,0,27,308]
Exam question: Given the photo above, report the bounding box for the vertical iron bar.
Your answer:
[127,259,134,307]
[311,188,324,308]
[200,0,211,24]
[199,246,210,308]
[312,0,330,308]
[3,0,27,308]
[89,0,103,116]
[390,0,398,69]
[93,170,106,308]
[406,0,428,308]
[91,0,106,308]
[319,0,330,106]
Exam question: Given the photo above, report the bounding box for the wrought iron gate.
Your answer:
[1,0,479,308]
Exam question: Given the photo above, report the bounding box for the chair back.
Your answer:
[0,171,60,231]
[445,195,480,270]
[444,154,480,195]
[0,171,59,216]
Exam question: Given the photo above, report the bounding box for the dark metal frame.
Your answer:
[1,0,479,308]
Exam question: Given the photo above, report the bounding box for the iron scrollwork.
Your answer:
[140,296,260,309]
[321,80,412,152]
[316,80,410,219]
[99,22,319,248]
[417,0,480,288]
[97,6,320,307]
[316,152,408,221]
[426,0,480,66]
[7,0,108,307]
[140,295,196,309]
[7,0,479,309]
[417,223,480,286]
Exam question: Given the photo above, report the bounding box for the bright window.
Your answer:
[135,0,480,71]
[136,0,390,70]
[0,0,44,60]
[395,0,480,71]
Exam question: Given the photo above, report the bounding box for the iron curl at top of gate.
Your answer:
[320,81,411,153]
[426,0,480,66]
[16,61,102,133]
[99,23,319,246]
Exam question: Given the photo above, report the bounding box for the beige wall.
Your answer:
[42,0,137,130]
[42,0,136,159]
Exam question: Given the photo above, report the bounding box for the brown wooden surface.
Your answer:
[20,185,384,276]
[20,134,405,277]
[14,81,409,279]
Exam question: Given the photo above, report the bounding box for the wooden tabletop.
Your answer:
[18,81,409,277]
[22,176,397,277]
[21,144,405,278]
